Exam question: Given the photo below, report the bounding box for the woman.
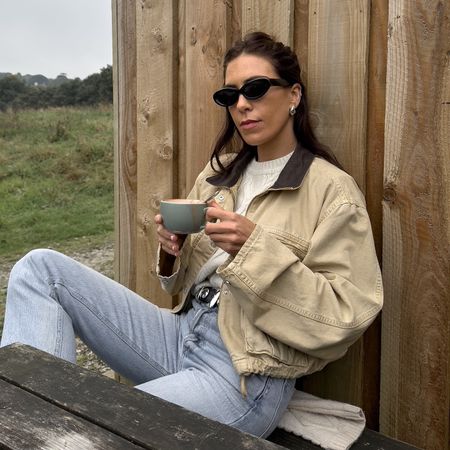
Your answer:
[1,32,382,438]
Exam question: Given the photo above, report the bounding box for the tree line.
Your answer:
[0,66,112,111]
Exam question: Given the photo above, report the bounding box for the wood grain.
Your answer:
[307,0,370,189]
[184,0,229,192]
[241,0,294,45]
[380,1,450,448]
[0,344,285,450]
[360,0,388,429]
[293,0,309,86]
[231,0,243,44]
[135,0,176,306]
[0,379,141,449]
[177,0,186,199]
[113,0,137,292]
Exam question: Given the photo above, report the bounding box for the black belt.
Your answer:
[194,286,220,307]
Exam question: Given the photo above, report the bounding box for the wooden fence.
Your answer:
[112,1,450,448]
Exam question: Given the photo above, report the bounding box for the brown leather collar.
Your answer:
[206,143,315,190]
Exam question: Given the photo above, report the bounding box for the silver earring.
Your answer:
[289,105,296,116]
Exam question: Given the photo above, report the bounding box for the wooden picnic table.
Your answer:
[0,344,420,449]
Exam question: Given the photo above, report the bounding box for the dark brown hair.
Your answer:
[210,32,342,174]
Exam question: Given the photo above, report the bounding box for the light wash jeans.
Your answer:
[0,249,295,437]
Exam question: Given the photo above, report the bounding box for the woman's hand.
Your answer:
[204,201,256,256]
[154,214,186,257]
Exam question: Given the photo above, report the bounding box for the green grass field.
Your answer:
[0,106,114,334]
[0,106,114,257]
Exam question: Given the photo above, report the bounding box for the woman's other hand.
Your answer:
[204,201,256,256]
[154,214,186,257]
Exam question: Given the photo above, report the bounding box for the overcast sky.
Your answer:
[0,0,112,80]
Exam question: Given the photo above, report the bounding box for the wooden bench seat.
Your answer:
[0,344,420,449]
[268,426,420,449]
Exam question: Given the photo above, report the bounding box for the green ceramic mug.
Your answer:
[160,199,207,234]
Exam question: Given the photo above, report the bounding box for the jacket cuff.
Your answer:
[156,243,181,291]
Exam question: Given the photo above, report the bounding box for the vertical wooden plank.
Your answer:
[360,0,388,430]
[184,0,230,192]
[380,1,450,448]
[177,0,187,199]
[442,42,450,449]
[299,337,365,408]
[231,0,243,44]
[366,0,387,259]
[135,0,176,306]
[293,0,309,86]
[300,0,371,412]
[241,0,294,45]
[113,0,137,291]
[441,32,450,255]
[307,0,370,190]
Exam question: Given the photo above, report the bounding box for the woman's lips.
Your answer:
[240,120,260,130]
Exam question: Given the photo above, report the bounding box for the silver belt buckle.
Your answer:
[198,287,210,301]
[196,287,220,307]
[209,291,220,308]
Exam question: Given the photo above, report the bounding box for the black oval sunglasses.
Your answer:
[213,76,291,107]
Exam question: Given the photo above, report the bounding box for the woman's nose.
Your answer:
[235,93,252,111]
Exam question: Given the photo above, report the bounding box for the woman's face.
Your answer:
[224,53,300,160]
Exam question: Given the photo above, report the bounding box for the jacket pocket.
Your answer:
[241,310,309,368]
[264,227,310,261]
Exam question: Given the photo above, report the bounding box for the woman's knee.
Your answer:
[10,248,63,282]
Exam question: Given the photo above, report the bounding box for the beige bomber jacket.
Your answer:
[157,145,383,380]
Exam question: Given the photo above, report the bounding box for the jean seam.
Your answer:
[50,277,170,377]
[258,379,291,438]
[42,271,64,358]
[226,377,290,438]
[226,376,270,428]
[54,304,64,357]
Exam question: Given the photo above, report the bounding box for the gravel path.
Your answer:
[0,243,116,378]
